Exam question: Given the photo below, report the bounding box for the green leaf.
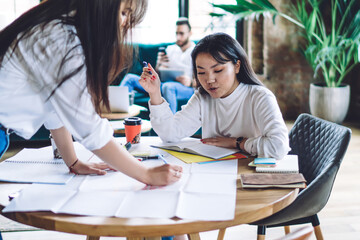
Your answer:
[251,0,277,11]
[209,13,226,17]
[235,0,263,11]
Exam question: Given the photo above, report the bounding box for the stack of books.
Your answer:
[240,155,306,189]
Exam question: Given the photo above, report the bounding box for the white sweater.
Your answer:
[0,21,113,150]
[149,82,290,159]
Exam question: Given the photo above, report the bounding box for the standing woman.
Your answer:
[0,0,182,185]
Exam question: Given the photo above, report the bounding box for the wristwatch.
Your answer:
[236,137,244,150]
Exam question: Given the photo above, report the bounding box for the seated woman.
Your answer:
[139,32,290,160]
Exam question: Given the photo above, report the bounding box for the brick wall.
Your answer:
[245,0,314,120]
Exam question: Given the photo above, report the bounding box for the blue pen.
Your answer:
[142,61,152,74]
[157,154,168,164]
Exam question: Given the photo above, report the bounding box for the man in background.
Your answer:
[121,17,195,113]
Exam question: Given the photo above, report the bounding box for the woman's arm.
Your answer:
[51,127,182,185]
[50,127,110,175]
[92,138,182,185]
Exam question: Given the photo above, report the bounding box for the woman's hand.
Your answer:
[145,164,183,186]
[139,63,163,105]
[70,160,115,175]
[201,137,237,149]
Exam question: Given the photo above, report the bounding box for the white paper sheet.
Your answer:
[3,137,238,221]
[59,191,128,217]
[3,185,76,212]
[79,171,146,192]
[176,192,236,221]
[184,173,237,194]
[116,191,179,219]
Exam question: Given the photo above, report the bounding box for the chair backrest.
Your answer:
[289,113,351,184]
[250,114,352,224]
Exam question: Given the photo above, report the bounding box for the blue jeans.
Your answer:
[162,81,194,113]
[120,73,146,93]
[0,125,10,160]
[120,74,194,113]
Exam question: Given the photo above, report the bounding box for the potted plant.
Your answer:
[210,0,360,123]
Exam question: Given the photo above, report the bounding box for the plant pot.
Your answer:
[309,83,350,124]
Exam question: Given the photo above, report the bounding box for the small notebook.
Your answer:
[239,173,306,189]
[256,155,299,173]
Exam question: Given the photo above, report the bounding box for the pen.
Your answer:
[157,154,168,164]
[125,142,131,151]
[142,61,152,74]
[8,191,20,201]
[134,155,160,160]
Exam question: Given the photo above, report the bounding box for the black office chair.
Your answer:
[252,113,351,240]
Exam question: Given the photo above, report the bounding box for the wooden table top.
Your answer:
[100,104,147,120]
[0,159,298,239]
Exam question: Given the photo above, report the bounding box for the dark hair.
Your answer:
[176,17,191,31]
[191,32,263,94]
[0,0,147,113]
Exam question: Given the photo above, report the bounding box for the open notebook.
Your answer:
[151,138,239,159]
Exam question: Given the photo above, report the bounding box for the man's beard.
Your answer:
[177,38,189,48]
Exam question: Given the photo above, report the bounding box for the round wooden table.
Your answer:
[0,159,298,240]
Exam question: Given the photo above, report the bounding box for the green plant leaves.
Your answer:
[210,0,360,87]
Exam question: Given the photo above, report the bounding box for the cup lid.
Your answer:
[124,117,142,125]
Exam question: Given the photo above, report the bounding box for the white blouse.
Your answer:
[164,42,195,79]
[0,20,113,150]
[149,82,291,159]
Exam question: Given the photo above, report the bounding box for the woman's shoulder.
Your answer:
[246,83,275,98]
[25,20,79,49]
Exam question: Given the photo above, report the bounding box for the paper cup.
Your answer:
[124,117,142,144]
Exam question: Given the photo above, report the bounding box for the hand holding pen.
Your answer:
[139,62,163,106]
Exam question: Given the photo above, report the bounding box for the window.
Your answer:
[132,0,179,44]
[132,0,237,44]
[0,0,39,30]
[189,0,236,40]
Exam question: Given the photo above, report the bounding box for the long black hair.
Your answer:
[191,32,263,95]
[0,0,147,113]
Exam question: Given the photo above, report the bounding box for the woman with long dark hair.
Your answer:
[140,33,290,160]
[0,0,182,185]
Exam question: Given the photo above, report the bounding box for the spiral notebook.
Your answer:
[256,155,299,173]
[0,143,93,184]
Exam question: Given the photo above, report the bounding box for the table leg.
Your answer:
[217,228,226,240]
[86,236,100,240]
[187,233,201,240]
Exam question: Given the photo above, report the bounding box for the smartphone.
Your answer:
[158,47,167,55]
